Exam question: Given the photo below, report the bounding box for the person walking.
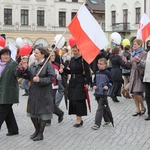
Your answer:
[109,47,128,102]
[63,45,91,127]
[51,44,64,107]
[20,56,29,96]
[0,47,19,136]
[134,46,150,120]
[124,39,147,116]
[45,51,64,126]
[121,45,132,99]
[92,58,113,130]
[18,46,55,141]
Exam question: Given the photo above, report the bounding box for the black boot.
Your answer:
[112,96,120,102]
[33,119,46,141]
[30,118,39,139]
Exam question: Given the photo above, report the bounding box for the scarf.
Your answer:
[132,47,143,57]
[0,60,7,74]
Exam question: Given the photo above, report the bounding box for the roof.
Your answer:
[85,0,105,12]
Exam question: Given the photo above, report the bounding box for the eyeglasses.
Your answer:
[97,63,105,65]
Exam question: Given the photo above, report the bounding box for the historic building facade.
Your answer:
[0,0,84,47]
[105,0,150,44]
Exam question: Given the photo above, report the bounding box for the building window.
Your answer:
[101,22,105,31]
[59,12,66,27]
[4,9,12,25]
[37,10,44,26]
[71,12,76,20]
[135,7,141,24]
[123,9,128,23]
[21,9,28,25]
[72,0,78,2]
[111,11,116,25]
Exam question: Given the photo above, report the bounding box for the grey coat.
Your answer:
[128,51,147,93]
[27,60,55,114]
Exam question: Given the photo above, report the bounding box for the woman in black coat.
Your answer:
[63,45,91,127]
[110,47,127,102]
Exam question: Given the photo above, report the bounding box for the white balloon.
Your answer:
[54,34,65,48]
[16,37,23,47]
[67,45,71,51]
[110,32,121,44]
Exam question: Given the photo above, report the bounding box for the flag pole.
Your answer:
[37,28,68,76]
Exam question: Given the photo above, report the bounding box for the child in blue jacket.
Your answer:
[92,58,113,130]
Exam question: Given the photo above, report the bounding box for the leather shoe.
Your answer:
[140,108,146,116]
[73,120,83,127]
[132,112,141,116]
[6,131,19,136]
[145,116,150,121]
[58,112,64,123]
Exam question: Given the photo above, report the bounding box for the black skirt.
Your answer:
[110,81,122,97]
[69,100,87,116]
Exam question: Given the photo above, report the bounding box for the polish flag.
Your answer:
[68,4,109,64]
[137,13,150,42]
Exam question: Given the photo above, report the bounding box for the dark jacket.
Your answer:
[0,59,19,104]
[90,49,110,73]
[26,60,55,114]
[64,56,91,100]
[94,69,113,97]
[110,55,127,81]
[122,51,131,76]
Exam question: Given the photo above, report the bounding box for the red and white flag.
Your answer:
[68,4,108,64]
[137,13,150,42]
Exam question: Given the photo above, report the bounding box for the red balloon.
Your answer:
[0,36,6,47]
[19,44,32,56]
[68,36,77,47]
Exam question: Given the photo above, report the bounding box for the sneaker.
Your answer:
[22,93,29,96]
[91,124,100,130]
[103,122,110,127]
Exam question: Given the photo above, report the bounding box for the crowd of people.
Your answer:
[0,38,150,141]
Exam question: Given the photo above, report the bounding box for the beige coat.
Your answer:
[128,51,147,93]
[143,51,150,83]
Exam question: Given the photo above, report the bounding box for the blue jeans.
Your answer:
[21,79,29,93]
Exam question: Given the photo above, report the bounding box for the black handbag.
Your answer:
[138,69,144,84]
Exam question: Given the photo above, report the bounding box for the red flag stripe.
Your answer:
[142,22,150,42]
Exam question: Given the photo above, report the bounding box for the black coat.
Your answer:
[110,55,127,82]
[64,56,91,101]
[90,50,110,73]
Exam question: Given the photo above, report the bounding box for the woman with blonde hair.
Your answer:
[124,39,147,116]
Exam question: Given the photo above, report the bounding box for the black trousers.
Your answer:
[95,96,112,126]
[0,104,18,133]
[145,83,150,116]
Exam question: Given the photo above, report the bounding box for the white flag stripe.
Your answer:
[77,4,108,49]
[9,43,17,61]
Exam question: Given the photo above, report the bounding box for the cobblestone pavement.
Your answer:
[0,89,150,150]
